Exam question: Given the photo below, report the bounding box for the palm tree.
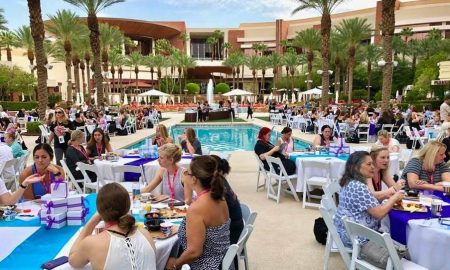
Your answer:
[399,27,413,61]
[0,8,7,31]
[212,30,224,59]
[292,0,344,108]
[283,51,301,92]
[152,54,168,89]
[223,52,243,89]
[223,42,232,59]
[259,56,269,94]
[330,30,345,95]
[293,28,320,90]
[267,52,283,90]
[206,36,217,61]
[46,9,82,103]
[335,17,371,103]
[77,34,91,96]
[381,0,396,112]
[0,31,19,61]
[27,0,47,120]
[15,26,35,74]
[246,55,260,95]
[126,51,142,92]
[280,39,291,55]
[178,32,189,53]
[362,44,382,100]
[64,0,125,106]
[108,49,123,101]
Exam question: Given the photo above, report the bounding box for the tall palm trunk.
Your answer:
[80,61,86,96]
[367,60,372,100]
[381,0,395,112]
[347,47,356,103]
[73,60,81,100]
[84,54,91,97]
[119,66,124,102]
[27,0,47,120]
[110,66,115,105]
[273,67,278,89]
[6,46,12,61]
[334,58,341,95]
[87,13,103,106]
[64,42,73,103]
[232,68,236,89]
[307,51,313,90]
[320,11,331,109]
[28,50,35,77]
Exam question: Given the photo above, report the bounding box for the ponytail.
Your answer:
[210,171,225,200]
[118,214,136,232]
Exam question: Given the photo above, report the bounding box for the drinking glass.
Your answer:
[431,199,443,221]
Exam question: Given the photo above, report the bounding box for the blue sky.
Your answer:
[2,0,382,31]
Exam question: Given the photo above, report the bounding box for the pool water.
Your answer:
[128,124,311,152]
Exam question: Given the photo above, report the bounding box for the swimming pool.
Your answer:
[127,124,311,152]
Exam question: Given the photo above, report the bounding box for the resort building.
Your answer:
[4,0,450,103]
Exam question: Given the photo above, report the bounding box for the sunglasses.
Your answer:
[55,111,63,114]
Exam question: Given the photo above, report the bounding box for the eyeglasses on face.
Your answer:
[183,170,194,177]
[56,111,63,114]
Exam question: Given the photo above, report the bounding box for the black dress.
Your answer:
[65,145,97,181]
[443,137,450,162]
[254,139,296,175]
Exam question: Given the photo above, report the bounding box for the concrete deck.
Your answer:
[22,112,369,270]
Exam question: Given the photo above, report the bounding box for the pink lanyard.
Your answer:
[96,144,103,157]
[167,168,178,199]
[193,189,210,202]
[74,146,89,160]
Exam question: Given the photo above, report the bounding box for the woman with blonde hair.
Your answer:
[65,130,94,181]
[368,146,405,201]
[69,183,156,270]
[141,143,192,204]
[436,122,450,162]
[49,107,74,165]
[179,128,202,155]
[374,130,400,153]
[401,141,450,191]
[152,124,174,147]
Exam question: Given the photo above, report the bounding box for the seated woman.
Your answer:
[20,144,65,200]
[334,151,405,269]
[254,127,296,175]
[277,127,295,155]
[374,130,400,153]
[4,132,25,158]
[179,128,202,155]
[437,122,450,162]
[368,146,405,201]
[166,155,230,270]
[312,125,338,148]
[69,183,156,270]
[401,141,450,191]
[86,128,112,158]
[65,130,96,181]
[152,124,174,147]
[210,155,244,270]
[0,174,43,205]
[141,143,192,205]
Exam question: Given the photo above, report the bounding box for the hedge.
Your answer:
[25,121,41,135]
[0,102,38,111]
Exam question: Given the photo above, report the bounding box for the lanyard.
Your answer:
[193,189,211,203]
[40,170,53,194]
[96,143,103,157]
[166,168,178,199]
[74,145,89,160]
[427,170,435,184]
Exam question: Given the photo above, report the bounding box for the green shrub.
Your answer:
[214,83,230,94]
[25,121,41,135]
[48,94,62,108]
[374,91,382,101]
[0,102,38,111]
[352,89,368,101]
[186,82,200,94]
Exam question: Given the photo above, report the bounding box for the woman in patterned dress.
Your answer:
[166,155,231,270]
[333,151,405,268]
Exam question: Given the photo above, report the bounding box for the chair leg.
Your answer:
[302,180,308,209]
[276,179,282,204]
[243,247,249,270]
[286,179,299,202]
[323,233,332,270]
[256,170,261,191]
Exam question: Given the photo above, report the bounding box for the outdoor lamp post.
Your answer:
[184,89,188,103]
[377,60,398,67]
[317,70,333,75]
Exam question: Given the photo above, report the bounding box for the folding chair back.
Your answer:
[60,159,83,194]
[221,244,239,270]
[301,159,331,208]
[254,153,269,191]
[265,156,299,203]
[76,162,101,193]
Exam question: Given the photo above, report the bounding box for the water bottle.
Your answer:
[132,183,141,210]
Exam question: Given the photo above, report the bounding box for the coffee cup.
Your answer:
[160,222,173,236]
[443,182,450,196]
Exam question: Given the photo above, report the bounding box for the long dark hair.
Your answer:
[97,183,135,232]
[339,151,370,187]
[210,155,231,175]
[33,143,54,160]
[87,128,110,148]
[190,155,225,200]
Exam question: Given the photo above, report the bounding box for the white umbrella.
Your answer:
[138,89,170,97]
[291,92,296,103]
[269,92,273,101]
[123,93,128,105]
[223,89,254,96]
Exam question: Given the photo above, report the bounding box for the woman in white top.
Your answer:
[69,183,156,270]
[375,130,400,153]
[141,143,193,205]
[277,127,294,156]
[0,174,43,205]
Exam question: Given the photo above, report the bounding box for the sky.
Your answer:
[2,0,390,31]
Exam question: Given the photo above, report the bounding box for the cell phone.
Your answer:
[41,256,68,269]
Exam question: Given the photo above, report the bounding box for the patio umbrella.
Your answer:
[269,92,273,101]
[291,92,296,103]
[222,89,253,96]
[138,89,170,97]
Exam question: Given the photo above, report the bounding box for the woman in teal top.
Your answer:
[5,132,24,158]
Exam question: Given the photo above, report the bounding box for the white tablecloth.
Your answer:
[294,155,399,192]
[0,226,40,261]
[54,227,178,270]
[94,157,191,194]
[407,219,450,270]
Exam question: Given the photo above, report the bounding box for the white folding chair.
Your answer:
[76,162,101,193]
[320,197,352,270]
[38,125,50,144]
[357,124,370,143]
[0,159,18,191]
[14,151,30,182]
[351,146,371,153]
[265,156,299,203]
[337,123,349,138]
[393,123,405,139]
[239,203,257,270]
[411,127,427,148]
[110,165,147,187]
[151,113,160,125]
[382,124,395,136]
[60,160,83,194]
[343,217,429,270]
[301,159,331,208]
[201,146,210,155]
[221,244,240,270]
[399,149,413,170]
[16,117,27,129]
[237,224,254,270]
[254,153,269,191]
[323,182,341,213]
